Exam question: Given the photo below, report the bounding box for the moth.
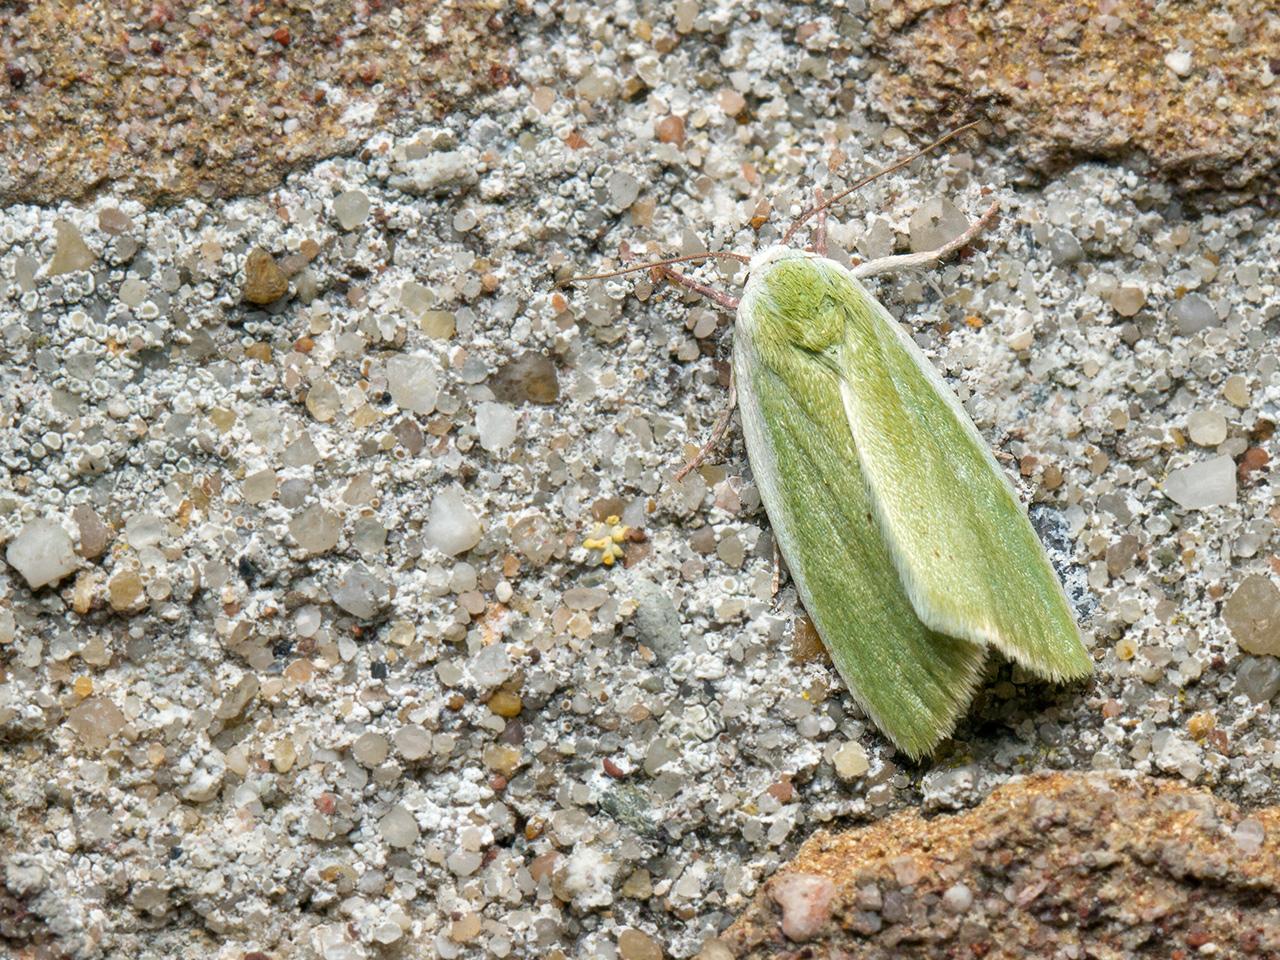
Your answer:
[566,127,1091,759]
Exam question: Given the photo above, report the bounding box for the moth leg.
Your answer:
[657,266,740,312]
[849,200,1000,280]
[674,371,737,483]
[810,188,828,257]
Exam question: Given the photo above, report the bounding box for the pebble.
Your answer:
[1163,456,1236,509]
[608,171,641,208]
[1109,286,1145,317]
[475,401,517,451]
[242,468,278,504]
[1235,656,1280,703]
[386,354,440,415]
[47,220,96,275]
[471,643,514,689]
[1048,229,1083,264]
[71,505,109,559]
[305,378,341,422]
[1186,410,1227,446]
[388,150,479,196]
[630,579,682,662]
[1223,375,1250,408]
[394,725,432,760]
[1223,575,1280,656]
[425,486,483,555]
[1170,294,1218,335]
[1232,818,1266,855]
[108,569,145,610]
[331,564,390,619]
[942,883,973,913]
[352,731,390,767]
[66,696,126,751]
[98,207,133,234]
[489,351,560,404]
[769,873,835,942]
[1164,50,1193,77]
[378,805,420,847]
[333,189,371,230]
[489,691,523,717]
[833,741,870,780]
[290,507,342,555]
[242,247,289,304]
[908,197,968,252]
[617,928,664,960]
[6,518,78,589]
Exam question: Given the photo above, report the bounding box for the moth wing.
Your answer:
[833,273,1091,681]
[734,323,988,760]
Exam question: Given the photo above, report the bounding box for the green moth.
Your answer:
[567,131,1091,758]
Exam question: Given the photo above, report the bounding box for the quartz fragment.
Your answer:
[833,741,870,780]
[1163,456,1236,509]
[1223,575,1280,657]
[1235,656,1280,703]
[425,486,482,555]
[1170,294,1218,335]
[475,401,517,451]
[489,351,559,404]
[331,564,390,620]
[378,805,420,847]
[386,354,440,415]
[290,507,341,555]
[1186,410,1227,446]
[908,197,968,252]
[47,220,96,274]
[333,189,371,230]
[6,518,78,589]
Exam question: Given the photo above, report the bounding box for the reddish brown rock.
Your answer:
[0,0,511,205]
[868,1,1280,194]
[722,772,1280,958]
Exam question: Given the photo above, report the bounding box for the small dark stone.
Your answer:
[371,661,388,679]
[237,555,260,587]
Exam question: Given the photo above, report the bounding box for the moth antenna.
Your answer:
[781,120,983,246]
[557,251,750,287]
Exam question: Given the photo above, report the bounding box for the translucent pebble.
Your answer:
[475,401,517,451]
[1164,50,1193,77]
[452,208,478,232]
[352,731,390,767]
[1223,575,1280,656]
[378,805,420,847]
[333,190,371,230]
[489,352,559,404]
[1233,818,1266,854]
[908,197,968,252]
[1048,229,1083,264]
[48,220,96,275]
[243,468,278,504]
[1163,456,1236,509]
[394,724,432,760]
[608,171,640,208]
[290,507,341,555]
[470,643,514,688]
[425,487,482,555]
[331,564,389,619]
[1235,656,1280,703]
[6,518,78,589]
[833,741,870,780]
[1109,286,1145,317]
[305,378,341,421]
[618,928,663,960]
[942,883,973,913]
[1186,410,1227,446]
[1223,375,1250,408]
[386,354,440,415]
[1170,294,1218,335]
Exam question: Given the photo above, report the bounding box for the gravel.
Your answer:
[2,2,1278,958]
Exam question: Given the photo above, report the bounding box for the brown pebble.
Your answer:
[489,690,523,718]
[242,247,289,304]
[656,114,686,147]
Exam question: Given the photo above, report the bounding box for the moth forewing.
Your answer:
[733,250,992,759]
[827,264,1092,683]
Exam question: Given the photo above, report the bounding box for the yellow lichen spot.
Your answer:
[1115,637,1138,661]
[1187,711,1216,740]
[582,516,629,567]
[964,314,984,329]
[73,676,94,699]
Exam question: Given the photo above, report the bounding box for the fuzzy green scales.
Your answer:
[734,247,1092,759]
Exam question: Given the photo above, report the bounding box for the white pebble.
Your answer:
[425,486,483,555]
[475,401,517,452]
[6,518,78,589]
[1164,456,1237,509]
